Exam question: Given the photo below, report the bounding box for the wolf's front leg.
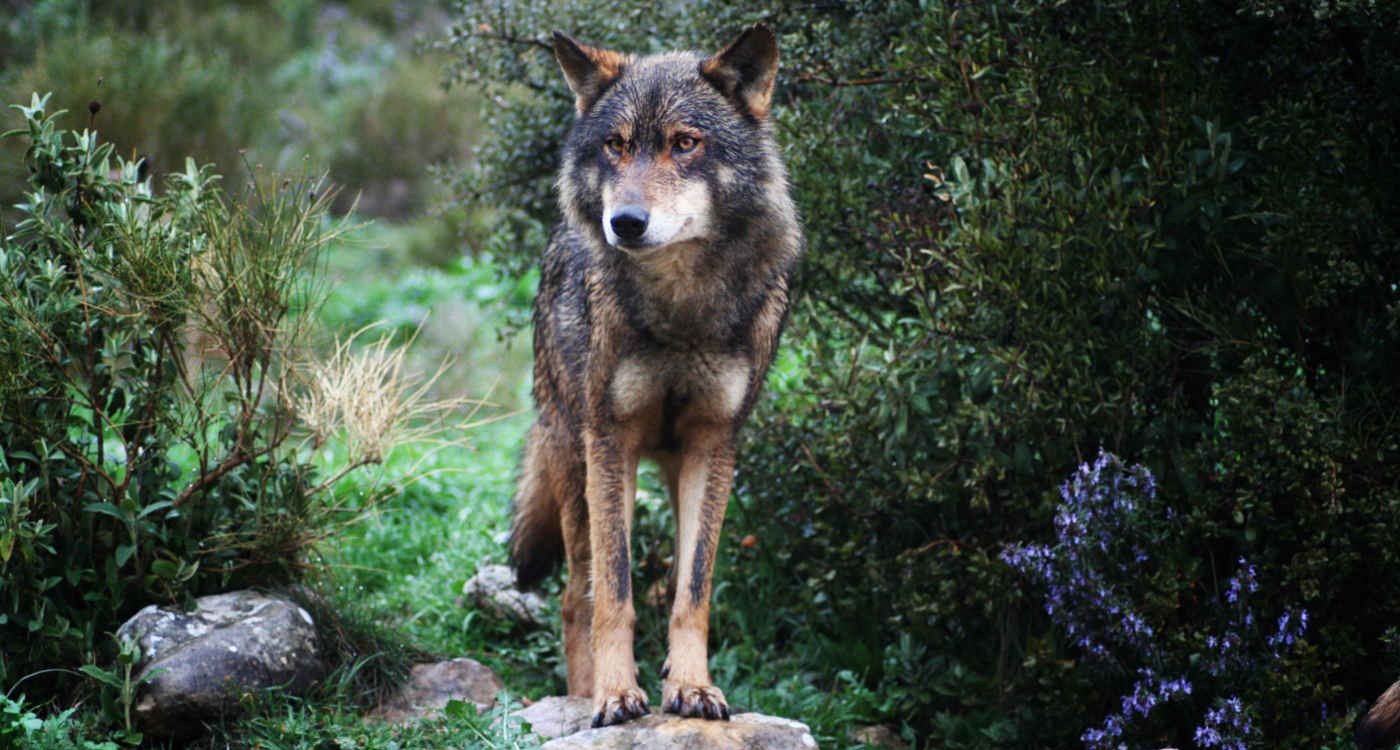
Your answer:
[662,424,735,720]
[584,428,650,727]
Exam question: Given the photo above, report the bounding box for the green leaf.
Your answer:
[443,698,477,719]
[83,502,132,524]
[137,501,174,520]
[79,664,125,690]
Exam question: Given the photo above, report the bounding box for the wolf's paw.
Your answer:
[590,686,651,727]
[662,680,730,720]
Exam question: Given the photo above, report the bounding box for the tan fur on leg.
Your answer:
[661,423,734,719]
[585,426,650,726]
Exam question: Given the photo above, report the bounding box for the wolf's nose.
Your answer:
[610,206,649,243]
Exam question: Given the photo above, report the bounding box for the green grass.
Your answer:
[314,415,558,675]
[206,688,541,750]
[306,216,552,674]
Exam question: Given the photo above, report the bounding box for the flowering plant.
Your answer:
[1004,452,1309,749]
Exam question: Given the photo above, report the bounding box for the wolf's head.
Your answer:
[553,26,784,256]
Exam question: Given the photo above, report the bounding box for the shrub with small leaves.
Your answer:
[0,93,362,702]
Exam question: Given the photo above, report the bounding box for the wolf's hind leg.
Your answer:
[561,494,594,696]
[512,421,594,695]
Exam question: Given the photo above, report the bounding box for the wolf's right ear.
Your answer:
[553,32,629,116]
[701,24,780,119]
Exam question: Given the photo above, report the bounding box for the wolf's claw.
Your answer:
[590,687,651,727]
[662,681,730,720]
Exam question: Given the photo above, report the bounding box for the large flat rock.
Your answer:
[514,695,817,750]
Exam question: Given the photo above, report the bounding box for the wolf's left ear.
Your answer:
[701,24,780,119]
[553,32,629,116]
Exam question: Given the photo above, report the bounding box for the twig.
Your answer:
[307,456,380,497]
[796,73,939,88]
[475,30,553,54]
[171,441,276,508]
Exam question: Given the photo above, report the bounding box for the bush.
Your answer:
[448,0,1398,746]
[0,94,349,698]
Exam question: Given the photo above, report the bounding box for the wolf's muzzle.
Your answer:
[610,205,650,245]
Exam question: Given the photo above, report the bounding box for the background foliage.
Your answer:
[2,0,1398,747]
[447,0,1399,746]
[0,0,478,225]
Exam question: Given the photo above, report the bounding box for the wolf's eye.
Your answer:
[603,136,625,156]
[673,135,699,154]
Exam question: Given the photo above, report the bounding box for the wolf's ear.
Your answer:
[700,24,780,119]
[553,32,629,115]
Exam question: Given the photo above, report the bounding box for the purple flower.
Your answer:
[1266,608,1309,657]
[1005,452,1313,748]
[1195,696,1253,750]
[1223,558,1257,604]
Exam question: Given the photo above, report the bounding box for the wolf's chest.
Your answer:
[608,352,751,428]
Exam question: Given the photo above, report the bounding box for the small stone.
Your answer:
[369,658,504,724]
[849,723,907,749]
[115,590,323,739]
[463,564,548,626]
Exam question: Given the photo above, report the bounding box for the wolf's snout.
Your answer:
[610,206,649,244]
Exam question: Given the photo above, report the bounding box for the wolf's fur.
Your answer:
[508,25,801,727]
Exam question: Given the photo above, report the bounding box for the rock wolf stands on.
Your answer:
[506,24,803,728]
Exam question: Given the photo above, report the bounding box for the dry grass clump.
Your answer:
[296,323,492,493]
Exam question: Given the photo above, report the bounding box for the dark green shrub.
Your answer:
[448,0,1397,745]
[0,95,351,698]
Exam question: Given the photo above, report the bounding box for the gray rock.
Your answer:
[369,657,504,723]
[849,723,907,749]
[463,564,548,626]
[512,695,818,750]
[513,695,597,739]
[115,590,322,738]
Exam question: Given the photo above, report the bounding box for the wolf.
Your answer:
[507,24,802,728]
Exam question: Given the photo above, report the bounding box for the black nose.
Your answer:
[610,205,649,243]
